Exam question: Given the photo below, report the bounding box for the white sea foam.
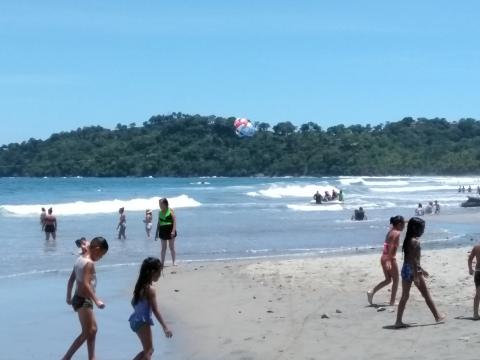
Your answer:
[361,180,409,186]
[370,185,457,193]
[287,204,343,212]
[248,184,339,199]
[1,194,201,216]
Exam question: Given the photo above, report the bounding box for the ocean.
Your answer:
[1,176,480,359]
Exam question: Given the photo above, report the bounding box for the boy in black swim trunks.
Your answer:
[63,237,109,360]
[468,244,480,320]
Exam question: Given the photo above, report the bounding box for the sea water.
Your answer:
[1,176,479,359]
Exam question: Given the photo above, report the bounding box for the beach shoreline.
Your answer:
[157,245,480,360]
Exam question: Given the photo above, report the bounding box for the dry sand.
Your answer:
[157,246,480,360]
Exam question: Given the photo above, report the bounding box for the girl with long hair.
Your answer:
[129,257,172,360]
[395,217,445,327]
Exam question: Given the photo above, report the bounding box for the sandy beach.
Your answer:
[157,246,480,360]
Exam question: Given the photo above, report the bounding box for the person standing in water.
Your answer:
[44,207,57,240]
[395,217,445,328]
[367,216,405,306]
[144,209,153,238]
[313,191,323,204]
[155,198,177,266]
[117,207,127,240]
[40,207,47,230]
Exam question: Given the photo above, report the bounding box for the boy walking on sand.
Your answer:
[468,244,480,320]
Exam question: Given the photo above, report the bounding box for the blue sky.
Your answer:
[1,1,479,145]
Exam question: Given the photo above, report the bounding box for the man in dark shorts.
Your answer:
[44,207,57,240]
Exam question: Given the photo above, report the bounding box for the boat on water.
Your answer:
[309,199,344,205]
[461,196,480,208]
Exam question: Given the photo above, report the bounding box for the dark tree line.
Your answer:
[1,113,480,177]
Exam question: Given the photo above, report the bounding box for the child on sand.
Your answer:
[129,257,172,360]
[395,218,445,328]
[63,237,109,360]
[367,215,405,306]
[468,244,480,320]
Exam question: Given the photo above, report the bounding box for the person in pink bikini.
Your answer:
[367,215,405,306]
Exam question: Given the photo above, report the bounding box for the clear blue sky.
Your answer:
[1,1,479,145]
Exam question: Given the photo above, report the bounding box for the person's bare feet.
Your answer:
[394,322,409,329]
[436,314,446,323]
[473,314,480,321]
[367,291,373,305]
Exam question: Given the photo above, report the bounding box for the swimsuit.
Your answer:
[72,295,93,311]
[158,208,176,240]
[129,298,154,332]
[401,263,415,282]
[380,232,397,266]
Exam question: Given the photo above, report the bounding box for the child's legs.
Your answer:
[390,260,399,305]
[63,308,96,360]
[168,238,176,264]
[370,260,392,296]
[415,275,440,320]
[395,280,412,325]
[161,240,167,264]
[45,231,50,241]
[52,231,56,240]
[79,308,98,360]
[133,324,153,360]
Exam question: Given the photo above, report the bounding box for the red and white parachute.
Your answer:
[233,118,256,137]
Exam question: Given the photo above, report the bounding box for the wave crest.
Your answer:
[1,194,201,216]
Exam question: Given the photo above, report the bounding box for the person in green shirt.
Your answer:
[155,198,177,266]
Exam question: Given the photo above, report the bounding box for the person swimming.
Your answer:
[352,207,367,221]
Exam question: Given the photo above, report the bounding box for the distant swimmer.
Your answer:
[155,198,177,266]
[338,190,344,202]
[468,186,472,193]
[424,202,433,215]
[144,209,153,238]
[478,186,480,195]
[313,191,323,204]
[44,207,57,240]
[458,186,462,193]
[367,215,405,306]
[434,200,440,215]
[40,207,46,230]
[117,207,126,240]
[462,186,466,193]
[324,191,332,202]
[414,203,424,217]
[352,207,367,221]
[331,189,338,200]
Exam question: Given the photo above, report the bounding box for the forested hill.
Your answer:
[1,113,480,177]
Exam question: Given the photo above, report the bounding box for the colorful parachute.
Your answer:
[234,118,256,137]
